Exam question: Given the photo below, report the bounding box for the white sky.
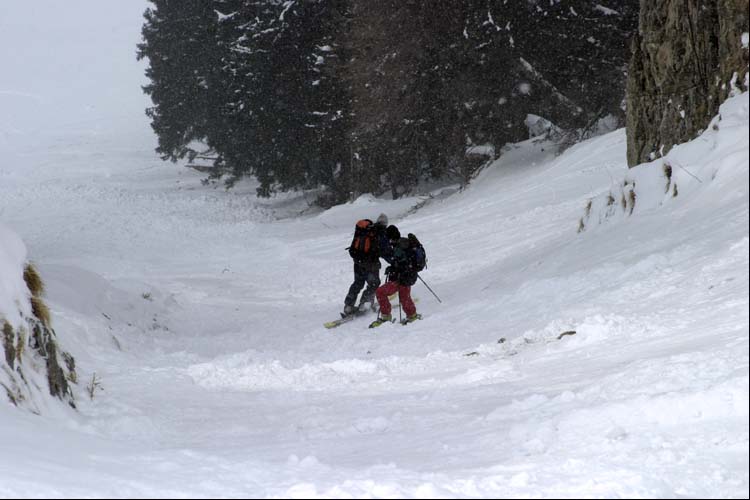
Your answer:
[0,1,151,138]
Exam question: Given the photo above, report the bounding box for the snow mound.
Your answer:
[579,92,749,232]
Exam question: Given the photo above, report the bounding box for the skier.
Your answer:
[369,233,426,327]
[342,213,390,317]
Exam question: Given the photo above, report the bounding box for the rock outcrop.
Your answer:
[626,0,749,166]
[2,259,77,411]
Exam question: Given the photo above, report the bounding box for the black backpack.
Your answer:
[349,219,376,260]
[408,233,427,271]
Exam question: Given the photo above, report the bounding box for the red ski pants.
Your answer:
[376,281,416,317]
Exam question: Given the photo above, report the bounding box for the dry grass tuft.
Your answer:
[24,263,45,297]
[31,297,51,328]
[3,321,15,367]
[87,373,102,400]
[16,328,26,365]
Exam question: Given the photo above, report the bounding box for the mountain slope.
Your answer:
[0,88,747,495]
[0,1,747,495]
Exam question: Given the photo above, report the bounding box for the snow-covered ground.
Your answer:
[1,2,748,498]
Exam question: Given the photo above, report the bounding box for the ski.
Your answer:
[323,295,418,329]
[324,309,369,329]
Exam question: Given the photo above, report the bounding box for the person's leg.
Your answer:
[360,264,381,308]
[376,281,399,317]
[398,285,417,317]
[344,263,366,309]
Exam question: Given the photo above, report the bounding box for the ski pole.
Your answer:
[417,274,442,303]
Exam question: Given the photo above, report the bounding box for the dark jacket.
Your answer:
[385,238,419,286]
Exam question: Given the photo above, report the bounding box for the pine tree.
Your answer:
[205,0,351,196]
[137,0,223,163]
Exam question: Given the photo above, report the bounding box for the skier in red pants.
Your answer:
[370,234,423,327]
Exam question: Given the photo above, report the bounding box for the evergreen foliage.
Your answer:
[138,0,637,201]
[137,0,223,163]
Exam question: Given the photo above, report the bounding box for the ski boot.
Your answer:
[341,304,357,319]
[369,314,392,328]
[401,313,422,325]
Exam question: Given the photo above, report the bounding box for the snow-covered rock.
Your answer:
[1,223,76,411]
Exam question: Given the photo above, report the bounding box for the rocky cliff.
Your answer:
[626,0,749,166]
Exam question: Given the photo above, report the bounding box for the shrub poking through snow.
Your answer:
[87,373,102,400]
[26,263,51,327]
[15,328,25,366]
[63,352,77,384]
[23,263,45,297]
[2,321,15,368]
[30,296,51,328]
[663,162,673,193]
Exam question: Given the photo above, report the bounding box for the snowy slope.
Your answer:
[1,2,748,497]
[0,93,747,496]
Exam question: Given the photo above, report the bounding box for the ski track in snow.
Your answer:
[1,2,748,496]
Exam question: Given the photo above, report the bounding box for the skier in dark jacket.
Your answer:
[370,233,425,327]
[342,213,390,316]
